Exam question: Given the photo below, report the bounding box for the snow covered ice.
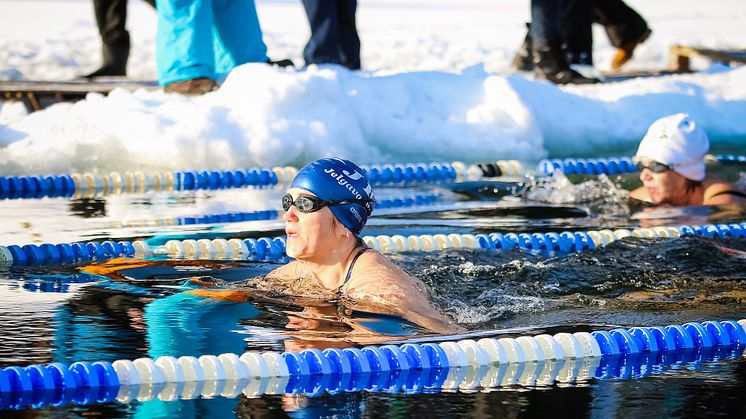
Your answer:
[0,0,745,175]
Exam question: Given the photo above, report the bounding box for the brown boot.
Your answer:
[610,28,652,72]
[164,78,218,96]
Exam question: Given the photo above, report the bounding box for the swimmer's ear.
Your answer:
[330,216,350,238]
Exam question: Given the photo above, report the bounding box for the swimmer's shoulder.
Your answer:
[347,249,428,295]
[703,178,746,205]
[353,249,411,280]
[345,249,463,334]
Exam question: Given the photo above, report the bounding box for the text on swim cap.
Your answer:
[342,169,363,181]
[323,168,370,200]
[349,207,363,223]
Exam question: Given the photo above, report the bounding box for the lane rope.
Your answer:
[1,319,744,410]
[2,154,743,199]
[0,160,525,200]
[2,222,744,267]
[536,154,744,176]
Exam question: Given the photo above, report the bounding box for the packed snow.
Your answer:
[0,0,745,175]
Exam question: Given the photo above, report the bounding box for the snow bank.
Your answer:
[1,0,745,175]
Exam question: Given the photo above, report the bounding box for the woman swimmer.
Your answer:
[250,157,463,334]
[629,113,746,206]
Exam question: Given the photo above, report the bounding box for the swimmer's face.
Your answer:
[639,167,689,205]
[283,188,347,260]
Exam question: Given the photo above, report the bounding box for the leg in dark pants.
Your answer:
[530,0,598,84]
[592,0,648,48]
[336,0,360,70]
[516,0,649,75]
[86,0,156,78]
[561,0,594,65]
[529,0,563,46]
[301,0,360,69]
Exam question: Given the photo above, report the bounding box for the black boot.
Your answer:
[84,41,129,78]
[532,41,599,85]
[512,23,533,71]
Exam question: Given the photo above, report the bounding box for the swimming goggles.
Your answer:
[632,157,673,174]
[282,194,372,214]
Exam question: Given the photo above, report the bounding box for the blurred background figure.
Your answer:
[523,0,600,84]
[301,0,361,69]
[156,0,269,95]
[513,0,651,82]
[562,0,651,72]
[84,0,155,78]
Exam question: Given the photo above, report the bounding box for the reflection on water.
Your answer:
[1,165,746,416]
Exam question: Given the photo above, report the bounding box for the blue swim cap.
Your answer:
[291,158,375,235]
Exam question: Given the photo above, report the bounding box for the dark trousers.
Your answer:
[301,0,360,69]
[531,0,648,65]
[93,0,155,49]
[529,0,563,46]
[591,0,648,48]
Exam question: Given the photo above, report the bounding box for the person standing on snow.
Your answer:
[513,0,651,81]
[563,0,651,72]
[301,0,361,69]
[522,0,600,84]
[155,0,270,95]
[84,0,155,78]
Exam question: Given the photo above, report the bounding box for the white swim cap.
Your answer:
[635,113,709,181]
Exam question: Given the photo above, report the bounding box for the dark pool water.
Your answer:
[1,167,746,417]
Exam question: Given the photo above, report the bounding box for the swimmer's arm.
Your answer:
[349,263,465,334]
[185,262,312,302]
[350,295,462,334]
[388,293,465,334]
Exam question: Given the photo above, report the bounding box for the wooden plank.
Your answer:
[0,79,158,94]
[600,69,681,82]
[669,44,746,72]
[0,79,159,112]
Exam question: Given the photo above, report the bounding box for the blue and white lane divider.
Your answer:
[1,319,744,410]
[715,154,746,164]
[365,222,744,254]
[0,168,290,200]
[2,154,742,199]
[2,222,746,267]
[536,154,746,176]
[361,160,523,185]
[537,157,636,176]
[2,345,744,410]
[0,160,525,200]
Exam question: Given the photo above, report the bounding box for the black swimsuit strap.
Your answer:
[709,189,746,199]
[338,247,369,293]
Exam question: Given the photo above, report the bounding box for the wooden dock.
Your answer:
[0,79,157,111]
[669,45,746,72]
